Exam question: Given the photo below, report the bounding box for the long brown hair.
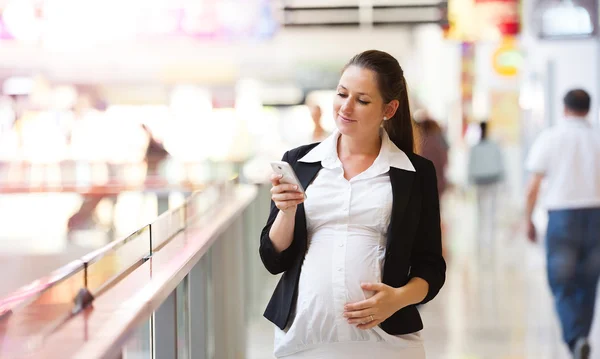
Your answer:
[344,50,414,153]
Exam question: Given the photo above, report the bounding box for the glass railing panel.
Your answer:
[151,205,185,251]
[84,227,151,296]
[184,185,223,229]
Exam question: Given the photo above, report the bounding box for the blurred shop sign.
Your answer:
[474,0,520,35]
[279,0,448,27]
[445,0,519,40]
[492,38,522,77]
[532,0,597,39]
[0,0,277,46]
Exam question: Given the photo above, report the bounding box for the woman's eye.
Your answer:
[337,93,348,98]
[358,100,370,105]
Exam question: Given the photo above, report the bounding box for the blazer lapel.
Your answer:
[292,161,322,251]
[387,167,415,252]
[295,161,322,192]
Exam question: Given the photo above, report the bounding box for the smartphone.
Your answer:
[270,161,307,199]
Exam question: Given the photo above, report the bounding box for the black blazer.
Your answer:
[259,143,446,335]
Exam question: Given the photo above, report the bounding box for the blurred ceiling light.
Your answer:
[2,0,42,43]
[537,0,594,38]
[519,77,545,113]
[169,85,213,120]
[134,0,180,35]
[2,76,34,96]
[217,0,255,32]
[236,79,265,138]
[519,78,538,110]
[179,1,210,34]
[42,0,138,48]
[236,78,262,111]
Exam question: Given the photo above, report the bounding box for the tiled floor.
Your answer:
[247,190,600,359]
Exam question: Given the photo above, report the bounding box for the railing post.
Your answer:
[212,216,246,359]
[231,216,246,359]
[189,253,211,359]
[176,276,191,359]
[153,291,177,359]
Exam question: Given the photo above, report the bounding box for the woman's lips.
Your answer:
[338,114,356,123]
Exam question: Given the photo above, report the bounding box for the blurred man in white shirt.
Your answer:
[525,89,600,359]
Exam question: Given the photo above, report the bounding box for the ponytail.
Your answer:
[383,77,414,153]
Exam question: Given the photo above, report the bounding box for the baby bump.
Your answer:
[298,238,385,305]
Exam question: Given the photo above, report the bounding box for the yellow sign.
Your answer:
[492,38,522,77]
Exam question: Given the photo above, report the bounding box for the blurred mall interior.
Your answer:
[0,0,598,358]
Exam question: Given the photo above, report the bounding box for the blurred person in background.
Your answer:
[309,103,329,142]
[260,50,445,359]
[414,113,449,258]
[142,123,169,178]
[67,123,170,232]
[414,113,448,198]
[67,93,112,232]
[525,89,600,359]
[467,121,505,257]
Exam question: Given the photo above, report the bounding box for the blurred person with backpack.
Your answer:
[467,121,505,257]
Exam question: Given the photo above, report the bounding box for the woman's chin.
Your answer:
[336,121,359,136]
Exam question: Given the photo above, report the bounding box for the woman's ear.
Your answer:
[384,100,400,120]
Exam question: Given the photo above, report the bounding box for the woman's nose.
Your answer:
[340,98,353,114]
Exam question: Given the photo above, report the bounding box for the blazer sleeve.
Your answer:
[409,160,447,304]
[259,151,303,275]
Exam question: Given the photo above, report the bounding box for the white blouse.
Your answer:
[273,130,425,358]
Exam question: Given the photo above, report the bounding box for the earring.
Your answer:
[383,116,388,121]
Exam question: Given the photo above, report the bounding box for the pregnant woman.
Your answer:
[259,50,446,358]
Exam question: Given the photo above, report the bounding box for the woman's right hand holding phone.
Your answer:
[270,174,305,215]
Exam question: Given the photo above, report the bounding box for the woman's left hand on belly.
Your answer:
[342,283,406,330]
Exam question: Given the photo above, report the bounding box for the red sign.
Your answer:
[474,0,520,35]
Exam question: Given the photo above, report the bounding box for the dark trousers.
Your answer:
[546,207,600,351]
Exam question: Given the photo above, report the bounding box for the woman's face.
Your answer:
[333,65,394,139]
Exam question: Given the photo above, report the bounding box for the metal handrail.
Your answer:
[0,181,225,321]
[0,259,85,319]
